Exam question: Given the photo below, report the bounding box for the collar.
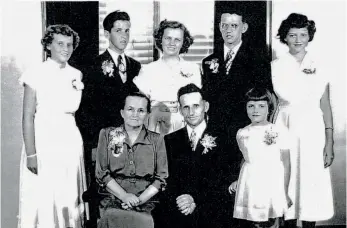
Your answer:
[186,120,207,141]
[123,125,151,146]
[46,57,70,69]
[107,48,126,66]
[224,41,242,60]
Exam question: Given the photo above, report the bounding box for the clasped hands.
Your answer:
[120,193,143,210]
[176,194,196,216]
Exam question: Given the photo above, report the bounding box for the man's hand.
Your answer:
[176,194,195,215]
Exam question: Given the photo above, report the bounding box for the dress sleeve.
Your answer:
[152,135,168,191]
[95,128,113,187]
[277,125,291,150]
[19,67,38,90]
[133,66,152,98]
[235,128,245,152]
[190,63,202,88]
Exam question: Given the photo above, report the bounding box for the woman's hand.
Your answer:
[26,156,38,174]
[228,181,238,194]
[121,193,140,208]
[286,194,293,208]
[323,142,334,168]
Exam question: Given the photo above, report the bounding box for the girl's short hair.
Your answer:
[245,87,275,118]
[154,20,194,54]
[41,24,80,55]
[277,13,316,44]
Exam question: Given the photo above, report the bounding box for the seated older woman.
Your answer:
[95,91,168,228]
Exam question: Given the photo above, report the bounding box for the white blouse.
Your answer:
[133,57,201,102]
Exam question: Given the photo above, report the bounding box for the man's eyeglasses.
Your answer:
[220,23,240,31]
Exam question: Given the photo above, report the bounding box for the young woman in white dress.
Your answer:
[272,13,334,228]
[18,24,87,228]
[229,88,292,228]
[133,20,201,135]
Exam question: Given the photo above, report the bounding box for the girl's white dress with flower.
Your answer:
[133,56,201,134]
[272,52,334,221]
[18,59,87,228]
[234,124,289,221]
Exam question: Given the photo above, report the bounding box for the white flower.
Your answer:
[200,134,217,154]
[72,79,84,91]
[108,127,127,157]
[205,58,219,73]
[264,127,278,145]
[102,60,115,77]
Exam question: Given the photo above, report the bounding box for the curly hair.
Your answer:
[154,20,194,54]
[41,24,80,54]
[277,13,316,44]
[103,10,130,32]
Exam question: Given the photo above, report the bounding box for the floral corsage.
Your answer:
[302,68,316,74]
[264,127,279,145]
[200,134,217,154]
[108,127,126,157]
[205,58,219,73]
[102,60,115,77]
[72,78,84,91]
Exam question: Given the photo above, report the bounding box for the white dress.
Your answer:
[133,56,201,134]
[233,123,289,222]
[18,58,87,228]
[271,52,334,221]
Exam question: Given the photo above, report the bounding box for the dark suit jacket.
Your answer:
[201,43,272,181]
[154,126,237,228]
[76,50,141,165]
[202,43,272,133]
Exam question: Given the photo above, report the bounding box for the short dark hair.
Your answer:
[220,8,249,24]
[122,92,151,113]
[277,13,316,44]
[103,10,130,32]
[154,20,194,54]
[41,24,80,56]
[177,83,204,104]
[245,87,274,118]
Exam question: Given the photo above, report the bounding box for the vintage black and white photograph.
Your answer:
[1,0,346,228]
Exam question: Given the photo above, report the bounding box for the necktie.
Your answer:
[118,55,126,83]
[190,130,197,151]
[225,50,234,75]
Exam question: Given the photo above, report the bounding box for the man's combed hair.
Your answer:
[177,83,204,102]
[103,10,130,32]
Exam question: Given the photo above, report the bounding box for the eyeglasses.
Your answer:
[220,23,240,31]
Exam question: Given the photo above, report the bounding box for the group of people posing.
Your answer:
[18,8,335,228]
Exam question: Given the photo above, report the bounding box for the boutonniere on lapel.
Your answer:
[205,58,219,73]
[200,134,217,154]
[108,127,126,157]
[102,60,115,77]
[72,77,84,91]
[264,127,279,145]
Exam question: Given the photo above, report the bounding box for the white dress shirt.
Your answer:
[224,41,243,61]
[187,120,207,150]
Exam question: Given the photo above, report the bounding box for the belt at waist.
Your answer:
[151,100,179,113]
[114,175,154,183]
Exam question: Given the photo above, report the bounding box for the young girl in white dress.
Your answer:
[229,88,292,228]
